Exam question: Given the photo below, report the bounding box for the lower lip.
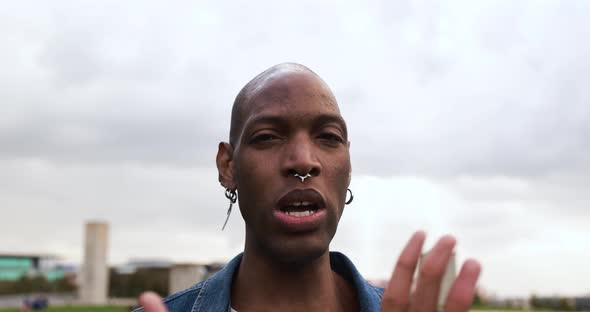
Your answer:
[273,208,326,232]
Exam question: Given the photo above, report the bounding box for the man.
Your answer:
[136,63,481,312]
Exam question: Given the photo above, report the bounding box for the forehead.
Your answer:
[244,70,341,119]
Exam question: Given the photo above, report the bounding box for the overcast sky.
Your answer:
[1,0,589,298]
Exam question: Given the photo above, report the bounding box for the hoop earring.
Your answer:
[221,188,237,230]
[345,188,354,205]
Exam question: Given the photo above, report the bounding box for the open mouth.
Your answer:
[276,189,326,218]
[279,201,320,217]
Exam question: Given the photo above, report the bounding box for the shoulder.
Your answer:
[364,283,385,310]
[369,283,385,299]
[132,280,207,312]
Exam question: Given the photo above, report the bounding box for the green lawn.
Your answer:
[0,306,129,312]
[0,308,566,312]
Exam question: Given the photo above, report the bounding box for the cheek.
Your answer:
[322,155,351,209]
[324,155,351,183]
[234,152,276,201]
[235,150,265,182]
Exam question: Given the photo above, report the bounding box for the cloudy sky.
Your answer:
[1,0,589,298]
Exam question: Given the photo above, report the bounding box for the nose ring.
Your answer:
[293,173,312,182]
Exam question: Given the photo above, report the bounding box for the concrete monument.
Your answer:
[79,222,109,304]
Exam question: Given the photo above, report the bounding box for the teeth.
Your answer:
[289,201,312,207]
[285,210,314,217]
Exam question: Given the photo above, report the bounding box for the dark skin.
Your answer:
[139,63,481,312]
[218,65,356,312]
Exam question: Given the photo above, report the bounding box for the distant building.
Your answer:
[0,253,72,281]
[109,259,227,298]
[574,297,590,311]
[113,259,225,280]
[530,295,583,311]
[114,259,173,275]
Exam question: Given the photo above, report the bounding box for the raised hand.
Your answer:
[138,291,168,312]
[381,232,481,312]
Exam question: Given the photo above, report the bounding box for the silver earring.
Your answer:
[345,188,353,205]
[222,188,237,230]
[293,173,312,182]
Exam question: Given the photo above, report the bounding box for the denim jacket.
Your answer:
[134,251,384,312]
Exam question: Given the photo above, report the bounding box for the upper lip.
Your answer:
[276,189,326,211]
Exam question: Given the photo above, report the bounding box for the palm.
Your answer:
[380,232,481,312]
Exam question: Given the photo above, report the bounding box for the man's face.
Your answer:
[231,70,351,264]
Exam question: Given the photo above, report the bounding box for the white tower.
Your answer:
[79,222,109,304]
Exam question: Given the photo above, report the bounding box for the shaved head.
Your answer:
[229,63,339,146]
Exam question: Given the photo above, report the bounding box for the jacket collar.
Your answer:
[191,252,383,312]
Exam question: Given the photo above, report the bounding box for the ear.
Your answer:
[216,142,236,190]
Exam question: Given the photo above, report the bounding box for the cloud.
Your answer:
[0,159,245,262]
[333,175,590,297]
[3,0,589,178]
[1,0,589,297]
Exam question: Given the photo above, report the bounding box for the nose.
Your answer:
[282,133,321,179]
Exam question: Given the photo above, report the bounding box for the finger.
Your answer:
[444,259,481,312]
[139,291,168,312]
[381,231,426,312]
[410,235,456,312]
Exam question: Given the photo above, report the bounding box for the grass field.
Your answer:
[0,306,130,312]
[0,308,570,312]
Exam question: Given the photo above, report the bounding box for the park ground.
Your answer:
[0,307,575,312]
[0,306,131,312]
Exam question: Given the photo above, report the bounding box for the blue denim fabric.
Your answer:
[134,251,384,312]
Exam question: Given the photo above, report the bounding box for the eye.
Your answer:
[249,133,280,144]
[318,132,344,144]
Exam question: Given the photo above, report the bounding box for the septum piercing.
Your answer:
[293,173,312,182]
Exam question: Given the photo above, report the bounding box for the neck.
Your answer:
[230,243,358,312]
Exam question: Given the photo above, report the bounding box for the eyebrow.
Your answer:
[244,113,348,138]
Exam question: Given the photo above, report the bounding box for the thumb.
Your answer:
[139,291,168,312]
